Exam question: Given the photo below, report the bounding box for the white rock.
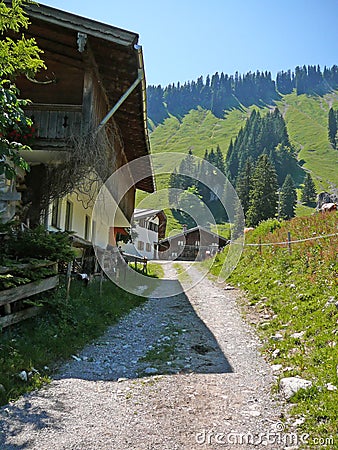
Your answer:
[326,383,337,391]
[279,377,313,400]
[18,370,28,382]
[290,331,305,339]
[249,410,261,417]
[71,355,81,362]
[144,367,158,375]
[117,377,128,383]
[271,333,283,341]
[293,417,305,426]
[271,364,283,372]
[272,349,280,358]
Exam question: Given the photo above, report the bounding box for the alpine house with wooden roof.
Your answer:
[3,2,155,250]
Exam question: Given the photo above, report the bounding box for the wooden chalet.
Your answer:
[156,226,229,261]
[3,2,154,249]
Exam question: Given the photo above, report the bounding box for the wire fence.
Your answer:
[230,232,338,254]
[240,232,338,247]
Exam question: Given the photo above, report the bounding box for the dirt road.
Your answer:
[0,263,286,449]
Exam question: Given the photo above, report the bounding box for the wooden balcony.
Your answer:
[23,104,83,163]
[25,103,83,144]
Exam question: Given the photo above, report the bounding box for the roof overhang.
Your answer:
[6,1,155,193]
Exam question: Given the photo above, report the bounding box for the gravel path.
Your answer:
[0,263,287,449]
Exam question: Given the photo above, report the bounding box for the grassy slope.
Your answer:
[206,213,338,446]
[276,91,338,192]
[150,107,247,159]
[149,90,338,186]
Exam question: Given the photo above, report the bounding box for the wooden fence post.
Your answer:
[66,261,72,301]
[100,269,104,296]
[259,237,262,255]
[287,232,292,255]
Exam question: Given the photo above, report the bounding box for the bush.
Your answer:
[3,225,75,263]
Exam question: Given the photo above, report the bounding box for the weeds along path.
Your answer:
[0,263,287,450]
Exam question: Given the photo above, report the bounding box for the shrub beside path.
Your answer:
[0,262,288,449]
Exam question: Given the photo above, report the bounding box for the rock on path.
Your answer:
[0,263,286,449]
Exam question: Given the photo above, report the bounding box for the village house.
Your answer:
[156,225,228,261]
[121,208,167,259]
[2,2,154,254]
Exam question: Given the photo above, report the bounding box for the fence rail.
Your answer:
[231,232,338,247]
[0,261,59,330]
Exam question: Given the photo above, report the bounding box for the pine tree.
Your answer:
[225,139,238,183]
[301,173,317,204]
[215,145,225,174]
[328,107,337,148]
[236,159,252,216]
[279,174,297,219]
[246,154,278,227]
[168,168,179,206]
[177,149,195,190]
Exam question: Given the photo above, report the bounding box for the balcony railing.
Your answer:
[25,104,82,141]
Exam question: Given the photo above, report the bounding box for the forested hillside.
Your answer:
[148,65,338,192]
[148,65,338,125]
[144,65,338,232]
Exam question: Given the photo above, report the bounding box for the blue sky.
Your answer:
[42,0,338,87]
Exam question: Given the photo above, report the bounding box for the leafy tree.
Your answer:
[0,0,45,179]
[279,174,297,219]
[246,154,278,227]
[328,107,337,148]
[301,173,317,204]
[0,81,34,179]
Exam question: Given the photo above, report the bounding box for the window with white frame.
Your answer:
[65,200,73,231]
[51,199,60,228]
